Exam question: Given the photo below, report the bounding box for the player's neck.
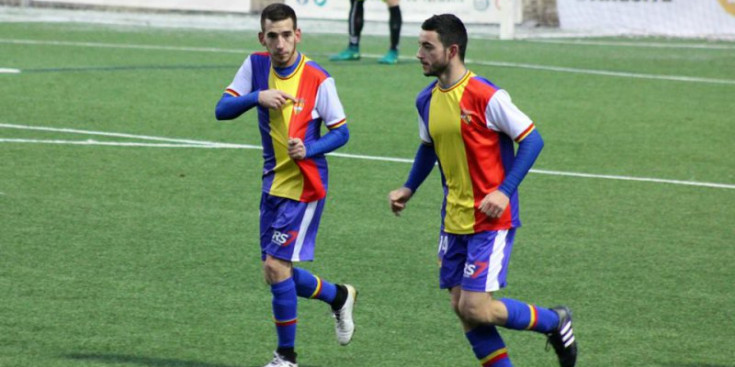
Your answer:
[273,51,301,69]
[273,52,302,75]
[437,62,468,90]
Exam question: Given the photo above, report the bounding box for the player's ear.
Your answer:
[258,32,265,46]
[294,28,302,44]
[448,44,459,60]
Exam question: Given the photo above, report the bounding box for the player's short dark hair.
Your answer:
[421,14,468,61]
[260,4,298,31]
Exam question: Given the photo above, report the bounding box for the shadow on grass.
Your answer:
[66,353,321,367]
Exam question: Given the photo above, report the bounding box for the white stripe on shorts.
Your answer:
[485,229,509,292]
[291,200,318,262]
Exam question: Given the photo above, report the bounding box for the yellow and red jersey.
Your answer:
[416,71,535,234]
[225,52,346,202]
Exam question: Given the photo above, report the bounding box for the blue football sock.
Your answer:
[499,298,559,334]
[271,278,298,348]
[466,325,513,366]
[292,267,337,304]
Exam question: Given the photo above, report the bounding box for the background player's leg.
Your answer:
[349,0,365,49]
[379,0,401,64]
[330,0,363,61]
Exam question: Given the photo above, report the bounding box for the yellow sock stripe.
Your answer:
[309,276,323,299]
[480,348,508,366]
[526,304,538,330]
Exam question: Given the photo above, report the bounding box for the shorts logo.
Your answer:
[272,230,298,247]
[464,261,489,279]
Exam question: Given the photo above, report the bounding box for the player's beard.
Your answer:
[423,60,448,78]
[422,51,451,78]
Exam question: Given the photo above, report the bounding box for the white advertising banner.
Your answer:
[32,0,252,13]
[557,0,735,37]
[285,0,522,24]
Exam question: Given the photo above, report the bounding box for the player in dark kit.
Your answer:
[330,0,402,64]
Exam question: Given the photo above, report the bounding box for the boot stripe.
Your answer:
[560,321,572,334]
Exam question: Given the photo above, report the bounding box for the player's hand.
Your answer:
[288,137,306,160]
[388,187,413,216]
[478,190,510,219]
[258,89,297,109]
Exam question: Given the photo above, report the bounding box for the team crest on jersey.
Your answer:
[293,98,306,114]
[460,109,473,124]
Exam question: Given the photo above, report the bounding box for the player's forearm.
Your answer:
[304,124,349,158]
[404,143,437,192]
[498,129,544,196]
[214,92,259,120]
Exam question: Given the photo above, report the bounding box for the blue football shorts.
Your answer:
[259,193,325,262]
[437,228,516,292]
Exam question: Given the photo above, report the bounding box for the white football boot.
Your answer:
[333,284,357,345]
[263,351,297,367]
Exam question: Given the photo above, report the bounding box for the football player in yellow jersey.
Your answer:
[389,14,577,367]
[215,5,357,367]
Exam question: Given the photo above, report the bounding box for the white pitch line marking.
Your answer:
[1,124,733,190]
[460,59,735,85]
[527,39,735,50]
[0,38,243,54]
[0,68,21,74]
[0,138,239,149]
[2,38,734,85]
[0,123,227,147]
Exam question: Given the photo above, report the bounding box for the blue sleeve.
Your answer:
[404,143,437,192]
[215,92,259,120]
[304,124,350,158]
[498,129,544,197]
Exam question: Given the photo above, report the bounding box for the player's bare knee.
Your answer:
[458,302,502,325]
[262,257,291,284]
[457,302,482,324]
